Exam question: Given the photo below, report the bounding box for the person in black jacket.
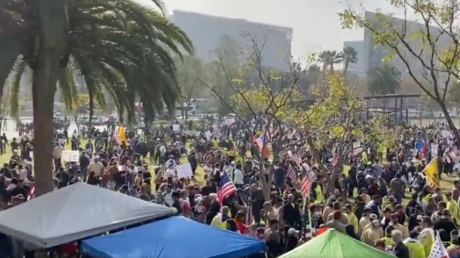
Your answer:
[282,194,302,230]
[79,152,90,180]
[393,230,410,258]
[434,209,457,241]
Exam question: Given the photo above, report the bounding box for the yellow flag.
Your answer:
[118,125,127,143]
[423,158,439,188]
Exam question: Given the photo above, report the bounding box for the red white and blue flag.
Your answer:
[287,165,298,182]
[288,151,302,166]
[218,172,236,204]
[27,185,35,200]
[254,136,265,151]
[301,171,316,197]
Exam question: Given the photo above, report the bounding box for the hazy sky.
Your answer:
[141,0,412,57]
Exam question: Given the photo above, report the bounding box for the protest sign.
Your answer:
[62,150,79,162]
[176,163,193,178]
[172,124,180,131]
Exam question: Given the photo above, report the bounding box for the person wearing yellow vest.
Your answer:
[211,206,231,229]
[361,151,368,164]
[418,217,435,258]
[403,231,425,258]
[446,192,460,225]
[344,204,359,235]
[380,225,395,249]
[313,182,323,204]
[211,138,219,149]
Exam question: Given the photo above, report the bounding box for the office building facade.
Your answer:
[363,11,452,82]
[170,10,293,71]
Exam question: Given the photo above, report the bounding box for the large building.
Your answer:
[170,10,293,71]
[343,40,365,77]
[363,11,452,81]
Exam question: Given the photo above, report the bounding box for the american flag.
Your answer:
[301,171,316,197]
[288,151,302,166]
[428,231,448,258]
[218,172,236,203]
[254,136,264,151]
[27,185,35,200]
[287,165,298,182]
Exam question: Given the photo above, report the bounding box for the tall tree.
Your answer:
[2,0,193,195]
[206,35,241,115]
[340,0,460,146]
[367,65,401,95]
[175,56,205,119]
[318,50,343,72]
[342,46,358,75]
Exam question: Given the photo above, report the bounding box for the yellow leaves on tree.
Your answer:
[71,93,102,114]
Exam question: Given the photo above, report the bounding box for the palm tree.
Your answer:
[342,46,358,75]
[367,65,401,95]
[318,50,343,72]
[1,0,193,196]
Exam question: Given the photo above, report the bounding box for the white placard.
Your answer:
[176,163,193,178]
[431,143,438,158]
[441,130,452,139]
[172,124,180,131]
[352,141,363,156]
[62,150,79,162]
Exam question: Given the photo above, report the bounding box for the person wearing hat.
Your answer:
[361,219,383,245]
[359,207,372,236]
[284,228,300,253]
[391,213,409,239]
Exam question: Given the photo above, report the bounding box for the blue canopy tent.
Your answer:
[81,216,265,258]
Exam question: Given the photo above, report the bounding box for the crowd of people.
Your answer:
[0,117,458,258]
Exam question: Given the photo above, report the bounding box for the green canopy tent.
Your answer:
[279,229,396,258]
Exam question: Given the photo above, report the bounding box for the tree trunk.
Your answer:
[343,61,349,75]
[88,96,94,145]
[32,53,59,197]
[32,0,66,196]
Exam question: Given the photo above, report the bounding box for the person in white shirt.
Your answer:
[159,144,166,160]
[233,163,244,189]
[203,164,212,179]
[163,185,174,206]
[165,164,176,185]
[88,157,104,176]
[18,164,28,180]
